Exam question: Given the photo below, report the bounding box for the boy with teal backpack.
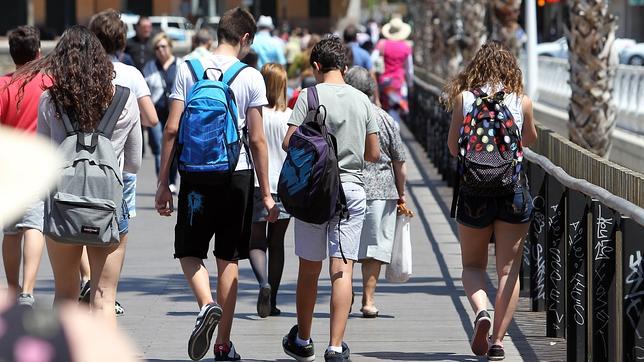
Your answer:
[155,7,278,361]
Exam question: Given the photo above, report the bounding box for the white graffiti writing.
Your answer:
[626,251,644,340]
[534,243,546,300]
[594,205,614,261]
[570,272,586,326]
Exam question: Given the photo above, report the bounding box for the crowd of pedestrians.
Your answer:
[0,7,536,362]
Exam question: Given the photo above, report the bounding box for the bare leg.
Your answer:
[360,259,382,311]
[46,238,83,304]
[179,257,214,308]
[329,257,354,347]
[490,221,528,346]
[214,258,239,345]
[458,223,494,314]
[80,247,91,284]
[296,258,322,340]
[2,234,22,292]
[87,234,128,329]
[20,229,45,294]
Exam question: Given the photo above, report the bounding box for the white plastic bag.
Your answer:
[386,214,412,283]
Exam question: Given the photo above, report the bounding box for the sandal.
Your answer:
[360,306,379,318]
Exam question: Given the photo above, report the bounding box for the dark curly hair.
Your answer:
[310,35,347,73]
[12,25,115,132]
[444,41,523,111]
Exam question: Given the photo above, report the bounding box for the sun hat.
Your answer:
[0,126,61,226]
[381,15,411,41]
[257,15,275,31]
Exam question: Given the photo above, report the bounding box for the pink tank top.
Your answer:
[378,40,411,90]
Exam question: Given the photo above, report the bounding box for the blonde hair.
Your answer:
[261,63,287,112]
[444,41,523,111]
[151,32,173,49]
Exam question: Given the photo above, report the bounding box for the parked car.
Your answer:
[149,16,194,41]
[120,13,139,39]
[537,37,637,61]
[620,43,644,66]
[195,16,220,32]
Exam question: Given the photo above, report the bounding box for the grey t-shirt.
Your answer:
[288,83,379,185]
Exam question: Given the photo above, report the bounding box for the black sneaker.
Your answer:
[115,300,125,316]
[488,344,505,361]
[282,325,315,361]
[324,342,351,362]
[214,341,241,361]
[79,281,91,304]
[257,284,271,318]
[188,302,223,361]
[270,306,281,316]
[471,310,492,356]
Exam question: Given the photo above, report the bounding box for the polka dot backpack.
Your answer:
[450,88,525,217]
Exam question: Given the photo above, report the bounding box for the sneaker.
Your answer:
[471,310,492,356]
[214,341,241,361]
[270,306,281,316]
[257,284,271,318]
[17,293,35,307]
[488,344,505,361]
[324,342,351,362]
[188,302,223,361]
[282,325,315,362]
[79,280,91,304]
[115,300,125,315]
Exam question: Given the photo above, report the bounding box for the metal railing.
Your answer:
[410,71,644,362]
[536,56,644,136]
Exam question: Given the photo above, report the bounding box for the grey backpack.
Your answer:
[44,86,130,246]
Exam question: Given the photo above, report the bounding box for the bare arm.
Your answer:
[154,98,183,216]
[521,96,538,147]
[248,106,278,222]
[282,125,298,151]
[137,95,159,127]
[364,133,380,162]
[447,93,464,157]
[392,160,407,204]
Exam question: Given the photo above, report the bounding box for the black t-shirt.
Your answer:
[125,36,153,72]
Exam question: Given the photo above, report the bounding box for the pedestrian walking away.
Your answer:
[0,25,52,308]
[344,66,408,318]
[249,63,293,318]
[280,36,380,362]
[10,25,142,330]
[252,15,287,69]
[154,7,279,361]
[445,41,538,361]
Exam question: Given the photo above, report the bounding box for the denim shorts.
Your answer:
[456,187,533,228]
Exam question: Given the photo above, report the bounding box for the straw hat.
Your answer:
[0,126,61,226]
[382,16,411,41]
[257,15,275,30]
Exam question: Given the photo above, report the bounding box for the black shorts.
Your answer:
[174,170,254,261]
[456,186,533,229]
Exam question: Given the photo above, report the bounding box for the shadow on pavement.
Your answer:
[357,351,483,361]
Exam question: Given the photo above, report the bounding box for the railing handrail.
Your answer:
[524,148,644,225]
[413,72,644,224]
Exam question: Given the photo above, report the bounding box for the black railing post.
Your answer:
[622,217,644,361]
[528,161,547,312]
[590,201,618,361]
[546,176,566,337]
[566,190,590,362]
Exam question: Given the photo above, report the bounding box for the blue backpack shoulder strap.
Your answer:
[185,59,205,81]
[222,61,248,86]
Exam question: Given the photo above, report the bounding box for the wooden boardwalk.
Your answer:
[0,122,565,361]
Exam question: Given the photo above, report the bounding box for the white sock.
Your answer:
[295,335,311,347]
[327,345,343,354]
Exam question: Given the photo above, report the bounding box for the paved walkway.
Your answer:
[1,123,531,361]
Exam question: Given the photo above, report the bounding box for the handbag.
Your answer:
[386,204,413,283]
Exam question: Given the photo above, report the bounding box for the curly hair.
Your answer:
[12,25,114,132]
[310,35,347,73]
[443,41,523,111]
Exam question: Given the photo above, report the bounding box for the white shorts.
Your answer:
[358,199,397,263]
[294,182,366,261]
[3,200,44,235]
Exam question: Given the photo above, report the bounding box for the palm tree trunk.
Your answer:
[565,0,617,157]
[461,0,488,63]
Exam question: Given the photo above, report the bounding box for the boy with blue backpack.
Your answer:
[280,36,380,362]
[154,7,278,361]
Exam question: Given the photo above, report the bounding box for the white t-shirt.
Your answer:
[462,85,524,133]
[112,61,151,99]
[170,54,268,171]
[254,107,291,192]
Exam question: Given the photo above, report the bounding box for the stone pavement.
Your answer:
[1,122,534,361]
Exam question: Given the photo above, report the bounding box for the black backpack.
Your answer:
[450,88,525,217]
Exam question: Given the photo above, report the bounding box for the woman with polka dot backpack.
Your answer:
[445,41,538,361]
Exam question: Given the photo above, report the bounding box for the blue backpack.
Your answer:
[177,59,248,175]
